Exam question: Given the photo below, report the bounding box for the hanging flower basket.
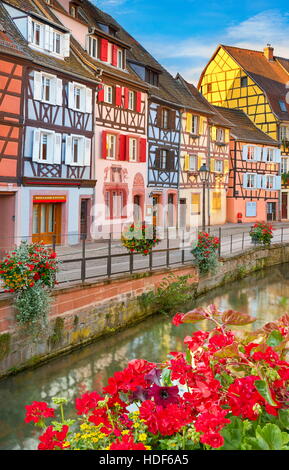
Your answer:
[121,223,161,256]
[249,222,273,246]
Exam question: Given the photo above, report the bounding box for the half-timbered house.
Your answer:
[44,0,149,237]
[214,106,280,223]
[1,0,97,245]
[176,75,231,228]
[198,44,285,220]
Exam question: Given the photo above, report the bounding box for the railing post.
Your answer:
[242,231,245,251]
[218,227,221,257]
[281,226,284,243]
[230,234,233,254]
[107,233,112,278]
[52,234,56,253]
[166,228,170,267]
[129,251,134,274]
[81,234,86,283]
[182,229,185,264]
[149,249,153,271]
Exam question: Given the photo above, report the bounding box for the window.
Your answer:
[247,146,256,161]
[74,86,81,110]
[32,21,42,46]
[117,49,123,69]
[191,193,200,214]
[216,128,224,143]
[214,160,223,172]
[65,135,91,166]
[279,101,287,112]
[29,19,69,58]
[69,82,92,113]
[212,192,221,210]
[128,91,135,110]
[70,5,77,17]
[41,75,51,102]
[241,76,248,87]
[53,31,61,54]
[145,68,159,86]
[189,155,197,171]
[105,190,125,219]
[246,201,257,217]
[104,85,113,104]
[40,133,49,161]
[32,129,62,164]
[192,115,199,134]
[88,36,98,59]
[265,148,275,162]
[280,126,289,141]
[72,137,81,164]
[246,174,256,189]
[162,109,169,129]
[264,175,274,190]
[281,157,288,173]
[107,134,117,159]
[129,138,138,162]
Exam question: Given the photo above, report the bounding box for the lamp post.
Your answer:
[199,163,210,231]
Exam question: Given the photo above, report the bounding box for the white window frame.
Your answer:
[263,174,275,190]
[280,126,289,141]
[104,85,113,104]
[106,133,117,160]
[129,137,138,162]
[117,49,123,69]
[88,36,98,59]
[189,154,197,171]
[281,157,288,174]
[128,91,135,111]
[216,128,224,143]
[246,173,257,189]
[192,115,199,135]
[214,159,223,173]
[69,82,92,113]
[31,20,43,47]
[32,129,61,164]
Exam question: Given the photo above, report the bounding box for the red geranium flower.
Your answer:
[38,425,69,450]
[109,434,147,450]
[25,401,55,424]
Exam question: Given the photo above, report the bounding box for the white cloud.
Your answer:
[97,0,128,6]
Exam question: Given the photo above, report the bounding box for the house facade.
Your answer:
[1,0,97,245]
[198,44,285,220]
[215,106,280,223]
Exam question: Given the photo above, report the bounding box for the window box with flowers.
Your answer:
[121,223,160,256]
[0,241,59,328]
[249,222,273,246]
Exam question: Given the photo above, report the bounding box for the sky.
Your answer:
[93,0,289,84]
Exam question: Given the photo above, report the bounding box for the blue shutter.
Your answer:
[275,175,281,190]
[243,173,248,188]
[242,145,248,161]
[274,148,281,163]
[246,202,257,217]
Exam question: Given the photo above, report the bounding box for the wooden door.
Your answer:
[266,202,276,222]
[152,195,160,226]
[32,203,62,245]
[80,199,89,237]
[282,193,288,219]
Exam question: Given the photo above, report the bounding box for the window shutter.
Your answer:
[184,154,189,171]
[255,147,262,161]
[243,173,248,188]
[56,78,63,106]
[34,71,42,101]
[48,28,54,51]
[102,131,108,159]
[84,138,91,166]
[186,113,192,133]
[65,135,72,165]
[167,151,175,170]
[210,158,215,172]
[155,149,161,169]
[123,88,129,109]
[100,39,108,62]
[85,87,92,114]
[257,174,263,189]
[275,175,281,190]
[275,148,281,163]
[125,135,130,161]
[44,25,50,50]
[225,129,230,143]
[262,147,268,162]
[118,135,126,161]
[199,116,205,135]
[63,33,70,57]
[53,133,62,164]
[224,159,229,173]
[68,82,74,109]
[111,44,118,66]
[139,138,146,162]
[242,145,248,161]
[27,17,32,43]
[156,106,162,127]
[211,126,217,141]
[32,130,41,162]
[115,86,122,106]
[98,85,104,102]
[169,110,176,130]
[136,92,142,113]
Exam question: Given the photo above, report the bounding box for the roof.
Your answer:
[1,0,97,83]
[0,5,28,60]
[213,106,279,145]
[200,44,289,122]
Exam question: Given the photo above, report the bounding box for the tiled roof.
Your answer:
[214,106,278,145]
[219,44,289,122]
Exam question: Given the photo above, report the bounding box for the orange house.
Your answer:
[0,23,27,255]
[214,107,280,223]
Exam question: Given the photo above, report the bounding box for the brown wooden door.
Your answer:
[282,193,288,219]
[32,203,62,245]
[267,202,276,222]
[80,199,89,237]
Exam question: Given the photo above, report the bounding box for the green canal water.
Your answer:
[1,263,289,450]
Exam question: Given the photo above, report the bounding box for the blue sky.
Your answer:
[94,0,289,84]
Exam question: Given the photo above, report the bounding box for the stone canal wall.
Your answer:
[1,242,289,379]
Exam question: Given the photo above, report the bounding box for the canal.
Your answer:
[0,263,289,450]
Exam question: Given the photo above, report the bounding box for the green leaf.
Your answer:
[220,416,244,450]
[278,409,289,430]
[255,424,283,450]
[161,368,173,386]
[221,310,256,326]
[255,379,278,407]
[266,330,284,347]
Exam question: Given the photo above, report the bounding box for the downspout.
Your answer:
[176,109,182,230]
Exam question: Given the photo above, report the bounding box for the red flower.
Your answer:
[227,375,265,420]
[147,384,180,407]
[25,401,55,424]
[172,313,185,326]
[75,391,102,415]
[140,400,190,436]
[109,434,147,450]
[38,425,69,450]
[200,432,224,448]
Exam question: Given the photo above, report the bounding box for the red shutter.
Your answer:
[136,91,142,113]
[102,131,108,159]
[139,138,147,162]
[118,135,126,161]
[100,39,108,62]
[112,44,118,66]
[98,85,104,102]
[123,87,129,109]
[115,86,122,106]
[125,135,130,160]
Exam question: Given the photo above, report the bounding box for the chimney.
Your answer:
[264,44,274,61]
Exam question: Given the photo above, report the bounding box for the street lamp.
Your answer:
[199,163,210,231]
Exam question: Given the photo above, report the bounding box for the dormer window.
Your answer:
[117,49,123,69]
[28,17,70,58]
[104,85,113,104]
[279,101,287,112]
[145,68,159,86]
[216,128,224,142]
[32,21,41,46]
[53,31,61,54]
[88,36,98,59]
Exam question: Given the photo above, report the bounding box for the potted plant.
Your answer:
[191,231,220,275]
[249,222,273,246]
[121,223,161,256]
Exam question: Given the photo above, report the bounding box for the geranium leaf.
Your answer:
[213,342,240,359]
[222,310,256,326]
[266,330,284,347]
[255,379,278,407]
[278,409,289,430]
[182,308,206,324]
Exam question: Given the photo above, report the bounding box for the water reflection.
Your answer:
[0,264,289,450]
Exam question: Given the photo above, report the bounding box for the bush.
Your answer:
[249,222,273,246]
[121,223,160,256]
[191,232,220,276]
[24,306,289,450]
